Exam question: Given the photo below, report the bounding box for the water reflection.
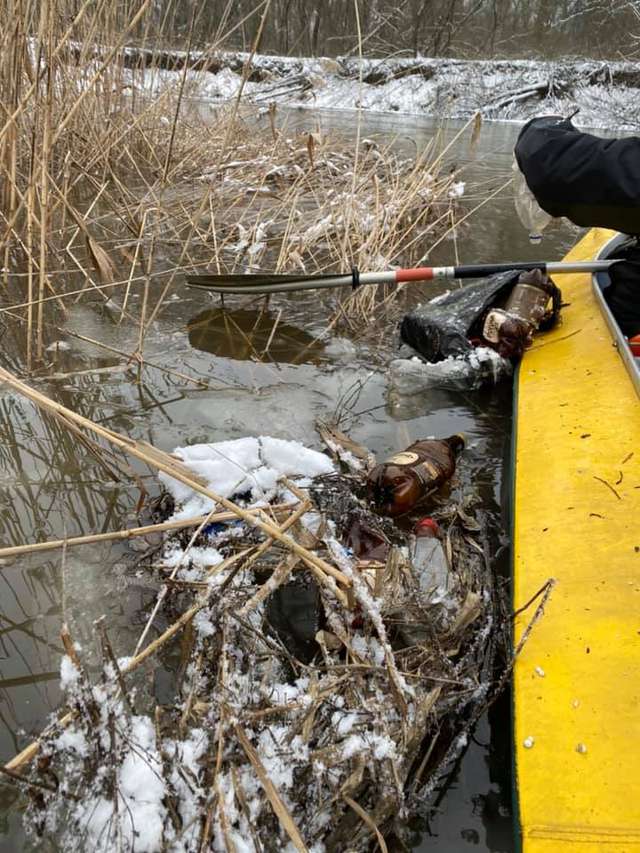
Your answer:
[187,307,326,364]
[415,693,514,852]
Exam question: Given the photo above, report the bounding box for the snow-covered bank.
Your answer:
[124,48,640,130]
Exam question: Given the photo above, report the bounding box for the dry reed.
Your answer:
[0,367,517,851]
[0,4,496,850]
[0,0,470,373]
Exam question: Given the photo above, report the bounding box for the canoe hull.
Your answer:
[512,228,640,852]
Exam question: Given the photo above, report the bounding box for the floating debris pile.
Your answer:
[23,432,505,852]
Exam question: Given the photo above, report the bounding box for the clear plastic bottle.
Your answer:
[504,268,553,326]
[513,159,552,244]
[410,518,450,603]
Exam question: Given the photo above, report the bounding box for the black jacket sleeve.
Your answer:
[514,116,640,236]
[604,243,640,338]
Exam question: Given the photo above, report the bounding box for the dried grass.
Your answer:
[0,0,471,372]
[0,367,526,852]
[0,4,507,850]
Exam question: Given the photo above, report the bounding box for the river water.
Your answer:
[0,112,579,851]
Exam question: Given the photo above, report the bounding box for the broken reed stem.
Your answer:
[413,578,556,803]
[36,0,53,364]
[5,591,210,772]
[134,503,227,655]
[26,182,34,371]
[0,504,297,560]
[0,764,77,799]
[160,5,196,185]
[343,796,388,853]
[95,616,134,715]
[234,722,309,853]
[0,366,351,596]
[239,497,311,576]
[61,329,219,390]
[218,0,273,168]
[119,206,151,323]
[0,255,213,316]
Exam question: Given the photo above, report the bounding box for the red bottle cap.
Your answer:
[415,517,439,536]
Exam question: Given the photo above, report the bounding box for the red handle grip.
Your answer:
[395,267,434,283]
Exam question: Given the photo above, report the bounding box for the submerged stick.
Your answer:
[0,504,296,560]
[5,592,210,772]
[343,796,388,853]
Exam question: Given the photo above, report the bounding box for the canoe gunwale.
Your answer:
[592,232,640,398]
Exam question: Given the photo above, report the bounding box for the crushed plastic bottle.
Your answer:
[410,518,450,604]
[513,158,552,244]
[389,347,511,395]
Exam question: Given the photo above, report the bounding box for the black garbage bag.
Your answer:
[515,116,640,236]
[604,242,640,338]
[400,271,520,362]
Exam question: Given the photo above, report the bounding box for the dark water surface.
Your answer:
[0,112,579,851]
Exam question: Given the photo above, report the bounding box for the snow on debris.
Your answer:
[390,347,511,393]
[160,436,335,520]
[24,433,503,852]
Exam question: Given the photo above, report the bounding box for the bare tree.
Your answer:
[150,0,640,59]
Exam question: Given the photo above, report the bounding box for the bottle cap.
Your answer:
[415,517,439,536]
[448,433,466,452]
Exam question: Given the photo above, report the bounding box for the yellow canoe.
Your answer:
[513,227,640,852]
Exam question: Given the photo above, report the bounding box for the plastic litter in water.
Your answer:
[389,347,510,394]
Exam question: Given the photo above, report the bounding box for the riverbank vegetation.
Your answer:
[0,0,476,371]
[0,2,523,850]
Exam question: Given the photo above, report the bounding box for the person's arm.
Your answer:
[514,116,640,236]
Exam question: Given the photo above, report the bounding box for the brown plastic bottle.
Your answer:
[367,434,465,517]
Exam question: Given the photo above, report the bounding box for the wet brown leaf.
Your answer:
[86,237,116,284]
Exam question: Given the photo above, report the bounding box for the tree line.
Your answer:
[152,0,640,60]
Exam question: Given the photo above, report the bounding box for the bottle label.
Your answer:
[388,451,420,466]
[482,309,508,344]
[421,460,440,480]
